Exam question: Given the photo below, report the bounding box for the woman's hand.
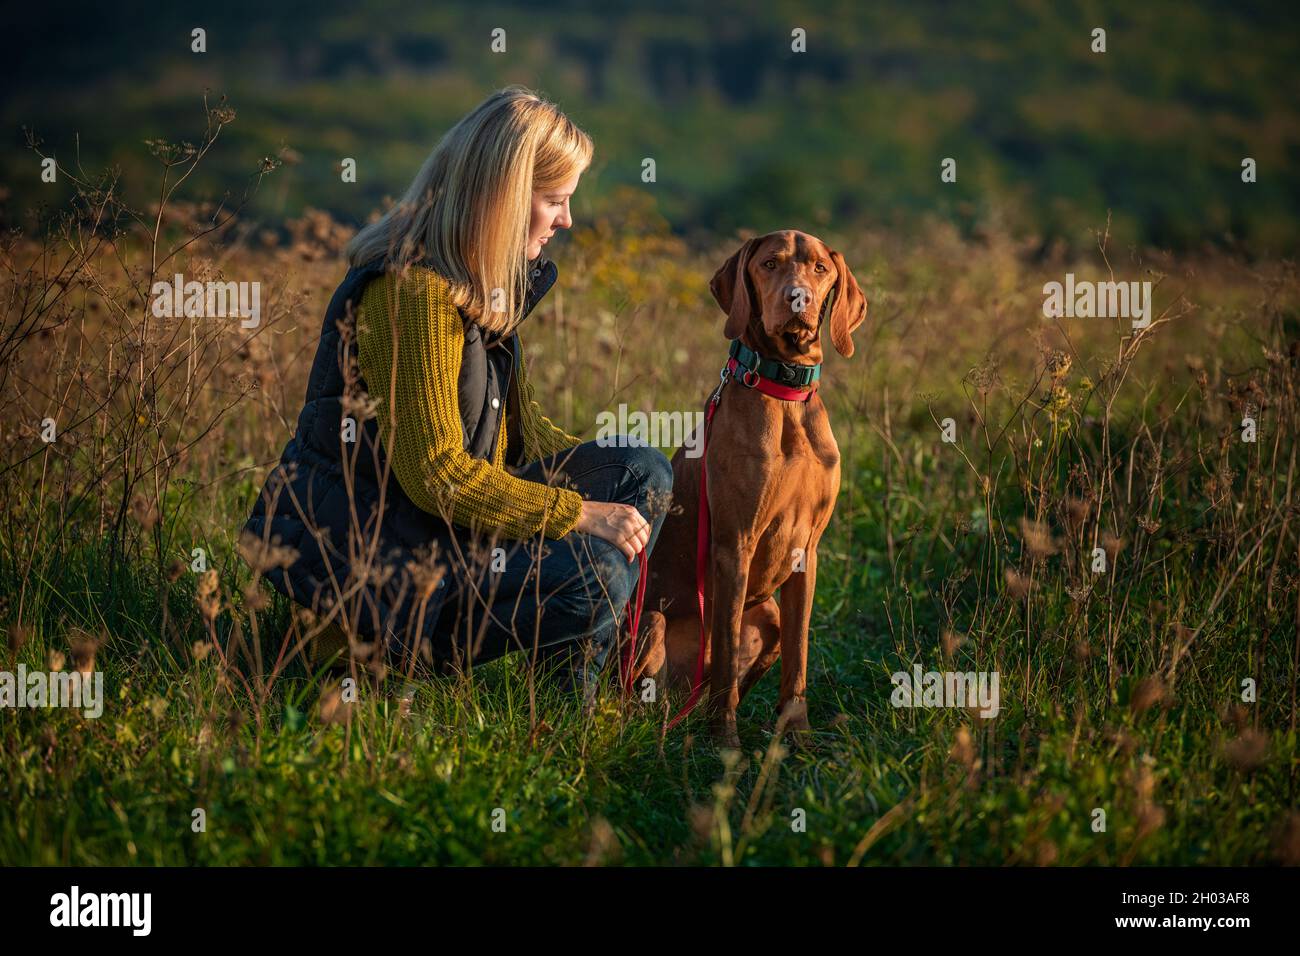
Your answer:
[574,500,651,563]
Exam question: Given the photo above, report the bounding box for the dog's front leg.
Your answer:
[776,546,816,740]
[707,533,751,749]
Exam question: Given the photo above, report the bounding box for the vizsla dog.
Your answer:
[626,230,867,747]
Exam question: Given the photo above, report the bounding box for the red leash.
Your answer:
[620,354,816,725]
[620,549,649,696]
[661,384,722,726]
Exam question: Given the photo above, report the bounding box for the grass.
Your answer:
[0,109,1297,865]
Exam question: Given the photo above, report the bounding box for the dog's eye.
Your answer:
[815,261,827,273]
[763,259,777,269]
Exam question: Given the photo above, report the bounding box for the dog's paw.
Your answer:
[775,697,813,743]
[710,715,742,750]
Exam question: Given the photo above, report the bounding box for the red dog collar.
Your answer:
[724,356,818,402]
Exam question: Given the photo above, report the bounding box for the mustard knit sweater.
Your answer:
[353,264,585,541]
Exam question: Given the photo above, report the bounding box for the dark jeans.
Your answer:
[428,438,673,693]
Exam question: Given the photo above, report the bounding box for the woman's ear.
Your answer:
[710,237,761,340]
[827,248,867,357]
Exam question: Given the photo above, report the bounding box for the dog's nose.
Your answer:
[786,285,814,314]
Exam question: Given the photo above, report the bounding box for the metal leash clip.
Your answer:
[709,365,728,406]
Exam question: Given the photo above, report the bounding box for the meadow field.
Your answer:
[0,120,1295,864]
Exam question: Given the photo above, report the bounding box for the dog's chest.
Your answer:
[742,414,840,595]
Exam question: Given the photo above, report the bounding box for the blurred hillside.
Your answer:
[4,0,1299,253]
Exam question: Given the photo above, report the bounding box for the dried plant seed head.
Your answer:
[1046,349,1072,381]
[1223,729,1269,772]
[8,623,32,655]
[1106,726,1137,756]
[950,726,975,769]
[1136,802,1166,840]
[319,682,351,725]
[1019,517,1059,559]
[688,804,714,843]
[1130,676,1167,715]
[237,530,299,573]
[243,585,269,612]
[1134,762,1157,802]
[405,555,447,603]
[129,494,159,529]
[195,569,221,623]
[1066,583,1092,604]
[584,816,619,866]
[1004,567,1032,599]
[1222,702,1249,732]
[68,630,100,675]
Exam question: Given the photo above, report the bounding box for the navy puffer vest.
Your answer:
[242,254,558,655]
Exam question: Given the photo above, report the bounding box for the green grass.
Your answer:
[2,424,1293,865]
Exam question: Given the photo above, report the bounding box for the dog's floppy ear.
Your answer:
[710,237,762,340]
[826,247,867,358]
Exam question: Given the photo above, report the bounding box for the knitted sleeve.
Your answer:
[514,334,584,463]
[354,267,584,540]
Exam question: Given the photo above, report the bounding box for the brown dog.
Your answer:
[626,230,867,747]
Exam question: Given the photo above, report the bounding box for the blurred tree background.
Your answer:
[4,0,1298,254]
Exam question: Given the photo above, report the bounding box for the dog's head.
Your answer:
[709,230,867,360]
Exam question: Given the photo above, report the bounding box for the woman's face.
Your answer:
[526,170,580,260]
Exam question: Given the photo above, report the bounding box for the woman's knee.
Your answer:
[564,440,673,510]
[552,536,635,617]
[637,448,674,531]
[613,443,673,516]
[628,444,673,495]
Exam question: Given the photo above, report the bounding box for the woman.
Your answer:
[242,86,673,703]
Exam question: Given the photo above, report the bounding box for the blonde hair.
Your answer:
[346,85,593,335]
